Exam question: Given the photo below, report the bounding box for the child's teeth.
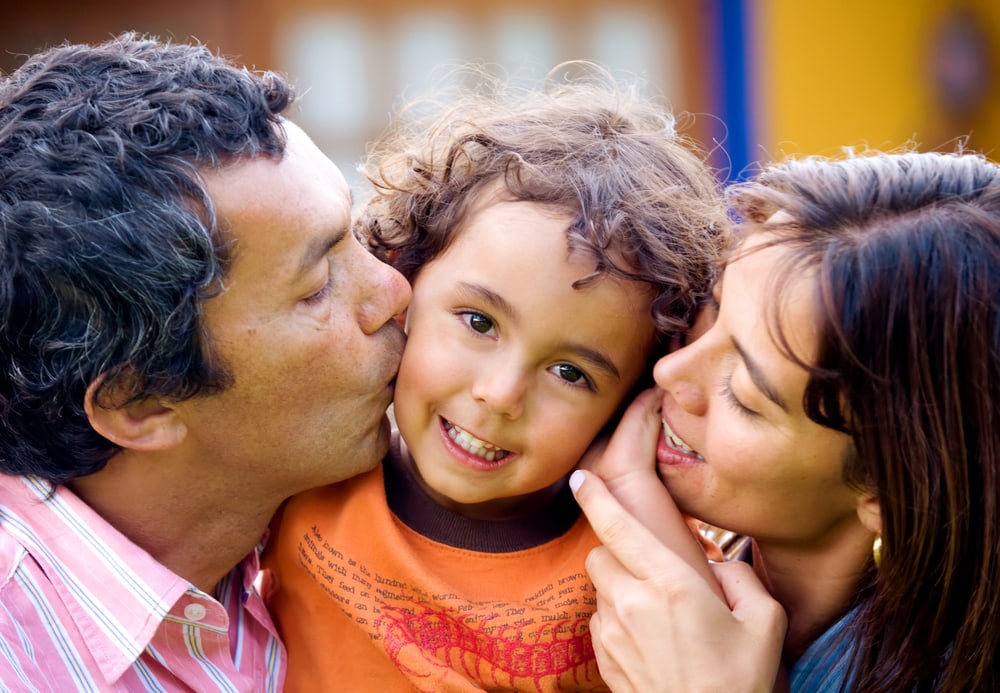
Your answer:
[446,421,510,462]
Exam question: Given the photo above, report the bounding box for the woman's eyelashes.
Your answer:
[720,371,759,419]
[711,285,759,418]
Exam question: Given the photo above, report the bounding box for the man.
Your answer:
[0,33,409,690]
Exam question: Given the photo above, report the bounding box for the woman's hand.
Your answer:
[579,388,724,594]
[571,469,787,693]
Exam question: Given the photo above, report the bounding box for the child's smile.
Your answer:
[392,185,656,519]
[441,417,513,465]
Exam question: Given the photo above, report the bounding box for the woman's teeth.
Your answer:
[446,421,511,462]
[662,420,704,459]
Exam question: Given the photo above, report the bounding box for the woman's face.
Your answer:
[652,233,868,546]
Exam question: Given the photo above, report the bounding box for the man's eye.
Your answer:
[303,278,332,305]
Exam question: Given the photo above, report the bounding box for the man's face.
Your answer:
[180,122,410,498]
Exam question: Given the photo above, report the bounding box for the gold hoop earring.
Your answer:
[872,535,883,567]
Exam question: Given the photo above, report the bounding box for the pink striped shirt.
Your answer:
[0,474,286,692]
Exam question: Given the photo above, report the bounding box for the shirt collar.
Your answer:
[2,474,195,681]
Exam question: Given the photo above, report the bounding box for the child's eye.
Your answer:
[460,311,496,336]
[549,363,595,391]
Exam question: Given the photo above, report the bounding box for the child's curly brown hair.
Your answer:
[356,61,731,345]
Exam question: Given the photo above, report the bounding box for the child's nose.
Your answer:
[471,358,527,420]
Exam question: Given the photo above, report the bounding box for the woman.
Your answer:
[571,150,1000,691]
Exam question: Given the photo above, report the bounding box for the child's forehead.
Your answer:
[448,182,580,245]
[458,177,572,217]
[440,177,644,284]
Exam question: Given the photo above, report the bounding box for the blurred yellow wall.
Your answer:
[756,0,1000,159]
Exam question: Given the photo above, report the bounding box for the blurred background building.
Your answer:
[4,0,998,185]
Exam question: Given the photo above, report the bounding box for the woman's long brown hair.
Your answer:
[729,150,1000,692]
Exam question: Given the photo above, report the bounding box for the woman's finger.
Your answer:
[572,395,724,597]
[579,388,662,480]
[571,469,701,583]
[712,560,788,643]
[574,480,786,692]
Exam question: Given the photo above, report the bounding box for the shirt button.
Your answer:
[184,603,207,621]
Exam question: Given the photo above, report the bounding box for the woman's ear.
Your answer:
[84,375,187,451]
[856,493,882,535]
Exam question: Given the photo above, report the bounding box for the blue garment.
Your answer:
[788,606,859,692]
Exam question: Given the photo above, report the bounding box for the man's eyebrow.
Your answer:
[455,281,621,381]
[297,187,352,276]
[297,230,345,276]
[732,337,788,411]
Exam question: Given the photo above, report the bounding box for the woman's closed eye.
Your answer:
[720,371,759,419]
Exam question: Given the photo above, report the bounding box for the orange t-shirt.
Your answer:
[263,437,608,692]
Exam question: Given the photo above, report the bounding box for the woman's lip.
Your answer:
[656,416,705,465]
[662,417,703,457]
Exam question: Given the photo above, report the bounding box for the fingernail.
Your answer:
[569,469,585,492]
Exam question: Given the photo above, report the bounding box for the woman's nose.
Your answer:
[653,342,709,416]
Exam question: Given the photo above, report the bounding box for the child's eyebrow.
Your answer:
[456,281,621,381]
[456,282,517,321]
[558,342,621,381]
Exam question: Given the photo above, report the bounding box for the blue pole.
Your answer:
[712,0,756,182]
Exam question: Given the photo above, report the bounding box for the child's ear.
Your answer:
[395,309,408,330]
[84,374,187,451]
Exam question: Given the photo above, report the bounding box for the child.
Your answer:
[264,63,730,692]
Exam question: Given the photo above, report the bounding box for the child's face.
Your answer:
[393,192,656,518]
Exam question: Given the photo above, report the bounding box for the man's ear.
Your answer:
[84,375,187,451]
[856,493,882,535]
